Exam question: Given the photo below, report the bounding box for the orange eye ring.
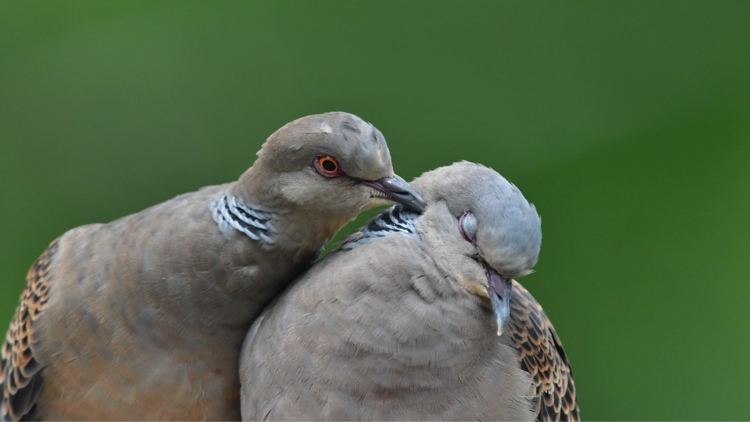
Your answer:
[319,156,338,173]
[313,154,345,178]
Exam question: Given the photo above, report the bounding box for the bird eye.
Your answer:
[320,157,338,172]
[459,211,478,243]
[313,154,345,178]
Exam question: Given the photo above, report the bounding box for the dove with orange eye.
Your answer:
[312,154,425,213]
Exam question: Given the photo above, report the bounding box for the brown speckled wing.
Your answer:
[509,281,580,422]
[1,239,58,421]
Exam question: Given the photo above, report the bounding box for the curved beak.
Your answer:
[360,175,426,213]
[483,262,513,336]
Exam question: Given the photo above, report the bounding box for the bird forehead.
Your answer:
[412,162,523,215]
[327,120,393,179]
[319,122,333,133]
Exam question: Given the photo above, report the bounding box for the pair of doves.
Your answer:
[1,112,578,421]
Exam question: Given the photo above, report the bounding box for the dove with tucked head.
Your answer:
[0,112,424,421]
[239,161,578,421]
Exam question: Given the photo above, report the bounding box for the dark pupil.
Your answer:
[322,159,337,172]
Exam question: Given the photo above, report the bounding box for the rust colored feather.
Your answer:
[509,281,580,422]
[1,239,58,421]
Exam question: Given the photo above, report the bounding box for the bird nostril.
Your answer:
[379,177,408,194]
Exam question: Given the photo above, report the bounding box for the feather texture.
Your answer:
[510,282,580,421]
[1,239,58,421]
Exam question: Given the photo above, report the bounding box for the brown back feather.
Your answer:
[509,281,580,422]
[1,239,59,421]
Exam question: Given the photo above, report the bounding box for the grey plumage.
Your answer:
[1,112,424,421]
[410,161,542,280]
[239,161,578,421]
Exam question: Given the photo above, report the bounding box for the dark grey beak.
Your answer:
[483,262,512,336]
[360,175,426,213]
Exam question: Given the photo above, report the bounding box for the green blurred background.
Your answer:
[1,1,749,419]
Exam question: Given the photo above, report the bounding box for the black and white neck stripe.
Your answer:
[211,195,277,244]
[342,205,420,249]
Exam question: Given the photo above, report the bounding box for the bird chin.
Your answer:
[364,196,398,210]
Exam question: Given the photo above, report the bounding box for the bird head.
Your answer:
[410,161,542,336]
[237,112,425,217]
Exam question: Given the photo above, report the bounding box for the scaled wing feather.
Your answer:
[1,239,59,421]
[509,281,580,422]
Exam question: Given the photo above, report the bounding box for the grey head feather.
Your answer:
[257,112,393,181]
[410,161,542,279]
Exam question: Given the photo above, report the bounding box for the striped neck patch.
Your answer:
[211,194,277,244]
[342,205,420,249]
